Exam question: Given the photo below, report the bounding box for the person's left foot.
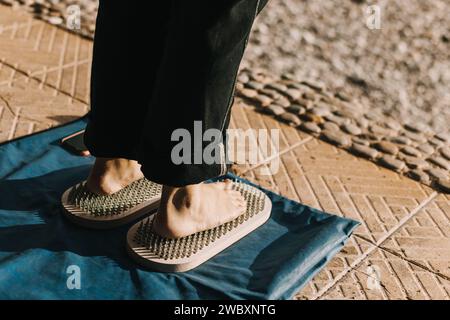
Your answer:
[86,157,144,195]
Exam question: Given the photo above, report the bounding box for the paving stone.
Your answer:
[238,88,258,99]
[300,80,325,92]
[435,132,450,143]
[378,155,406,172]
[335,91,352,102]
[237,73,249,83]
[389,136,412,146]
[302,112,324,124]
[245,80,265,91]
[286,104,306,115]
[354,116,369,129]
[417,144,435,155]
[235,82,244,91]
[426,168,449,181]
[334,108,358,119]
[248,71,271,84]
[322,122,340,131]
[373,141,399,155]
[285,88,301,100]
[265,82,288,93]
[429,157,450,171]
[342,123,362,135]
[401,146,422,157]
[365,112,384,122]
[300,121,321,134]
[264,104,285,116]
[437,179,450,193]
[286,82,309,91]
[403,131,428,144]
[400,155,430,170]
[358,133,381,142]
[352,137,370,146]
[278,112,301,127]
[405,122,431,134]
[350,143,379,160]
[254,94,273,107]
[324,113,350,126]
[429,137,445,148]
[407,169,431,185]
[295,97,313,109]
[319,90,334,100]
[369,124,397,137]
[440,147,450,160]
[275,96,291,108]
[321,129,351,148]
[259,88,282,100]
[385,119,403,131]
[311,105,332,117]
[48,16,63,25]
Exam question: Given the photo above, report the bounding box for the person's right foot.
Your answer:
[152,180,247,238]
[86,157,144,195]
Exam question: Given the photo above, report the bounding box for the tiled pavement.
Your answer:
[0,6,90,141]
[1,5,449,299]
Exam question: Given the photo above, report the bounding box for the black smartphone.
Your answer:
[61,130,90,156]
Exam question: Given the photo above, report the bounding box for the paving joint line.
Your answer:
[353,233,450,284]
[241,136,313,175]
[312,190,439,300]
[0,59,88,105]
[377,244,450,282]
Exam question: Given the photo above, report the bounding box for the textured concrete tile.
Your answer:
[380,195,450,280]
[243,138,434,242]
[293,236,374,300]
[0,5,35,27]
[240,138,435,299]
[0,60,29,86]
[0,6,92,103]
[0,70,87,142]
[320,249,450,300]
[230,100,311,174]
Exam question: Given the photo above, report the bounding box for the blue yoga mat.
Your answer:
[0,118,359,300]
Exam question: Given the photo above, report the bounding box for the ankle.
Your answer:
[161,184,203,210]
[86,157,143,195]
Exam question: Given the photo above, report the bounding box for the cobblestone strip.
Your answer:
[236,69,450,194]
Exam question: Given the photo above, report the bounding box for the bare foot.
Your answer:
[86,157,144,195]
[152,180,247,238]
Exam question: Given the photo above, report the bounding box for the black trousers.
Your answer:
[84,0,268,186]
